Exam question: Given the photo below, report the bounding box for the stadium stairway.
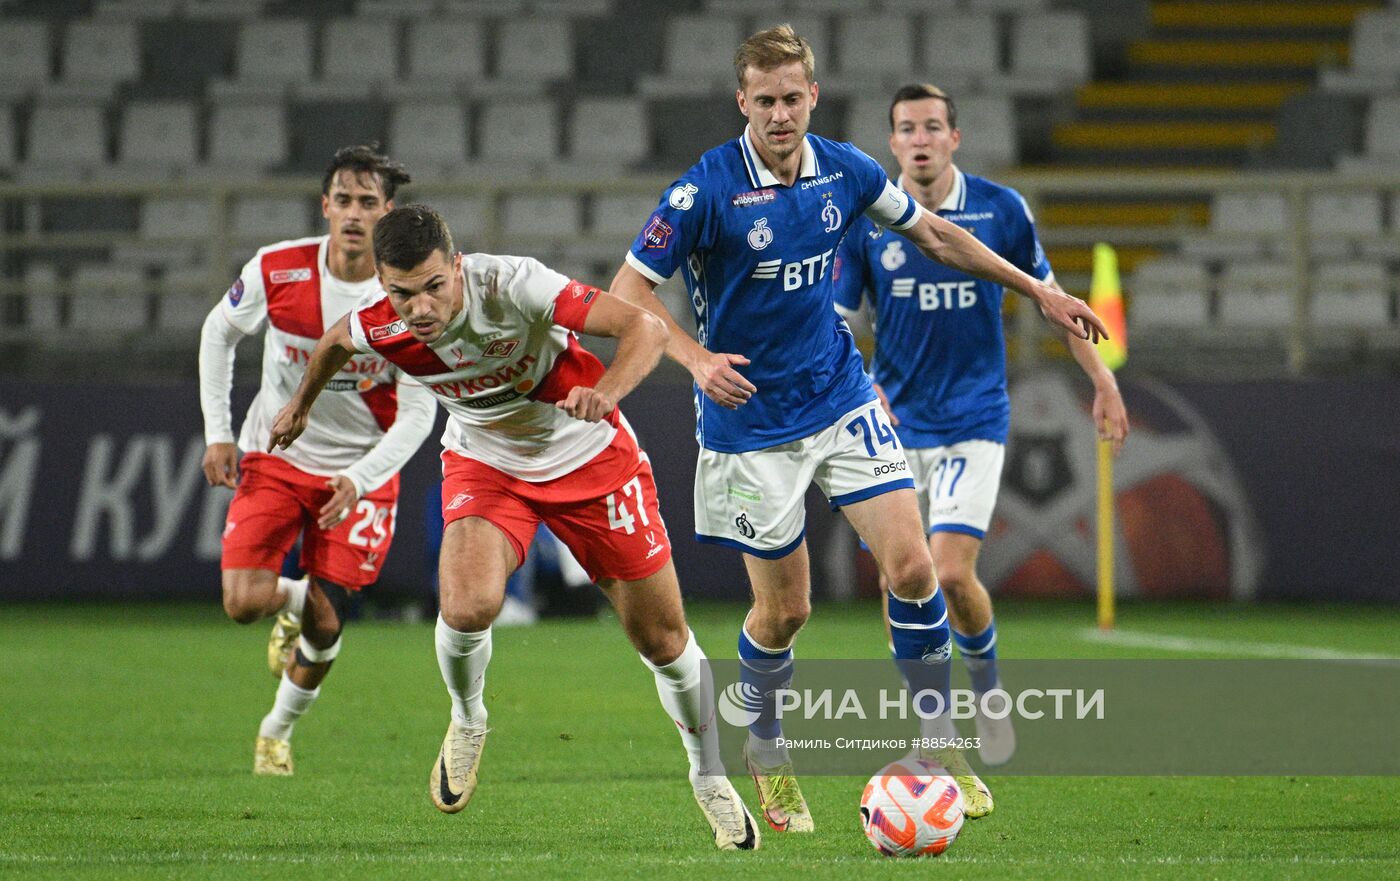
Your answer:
[1033,0,1378,291]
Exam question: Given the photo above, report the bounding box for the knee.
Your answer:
[221,574,270,624]
[933,558,976,599]
[754,597,810,644]
[886,548,936,602]
[301,614,342,649]
[438,592,501,634]
[636,624,689,668]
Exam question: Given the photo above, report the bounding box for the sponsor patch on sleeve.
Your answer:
[226,277,244,306]
[643,215,673,250]
[269,268,313,284]
[369,318,407,341]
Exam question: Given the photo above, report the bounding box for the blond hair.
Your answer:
[734,24,815,88]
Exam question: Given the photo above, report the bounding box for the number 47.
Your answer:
[606,476,651,535]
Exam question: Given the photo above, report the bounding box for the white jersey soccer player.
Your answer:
[609,26,1108,828]
[199,146,436,777]
[267,205,761,851]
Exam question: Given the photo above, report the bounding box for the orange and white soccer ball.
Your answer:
[859,758,965,857]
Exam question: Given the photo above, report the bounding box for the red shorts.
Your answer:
[222,452,399,589]
[440,426,672,583]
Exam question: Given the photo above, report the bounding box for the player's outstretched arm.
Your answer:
[554,292,669,422]
[898,212,1108,342]
[608,261,756,409]
[267,315,356,451]
[1066,327,1129,455]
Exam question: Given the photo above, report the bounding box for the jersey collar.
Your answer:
[896,166,966,213]
[740,125,819,189]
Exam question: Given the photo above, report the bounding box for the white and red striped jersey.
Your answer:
[201,235,435,492]
[347,253,613,482]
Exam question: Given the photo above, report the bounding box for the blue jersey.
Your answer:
[627,128,921,453]
[833,170,1052,448]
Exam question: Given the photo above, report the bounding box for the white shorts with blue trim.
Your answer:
[694,402,914,558]
[907,440,1005,540]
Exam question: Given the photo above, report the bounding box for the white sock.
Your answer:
[642,630,725,780]
[435,616,491,730]
[278,576,308,619]
[258,673,319,741]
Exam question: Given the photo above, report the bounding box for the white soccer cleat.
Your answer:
[691,775,761,850]
[972,685,1017,766]
[254,735,293,776]
[430,721,487,814]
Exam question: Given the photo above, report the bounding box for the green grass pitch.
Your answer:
[2,600,1397,880]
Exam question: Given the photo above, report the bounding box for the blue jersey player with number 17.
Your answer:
[608,26,1108,832]
[833,84,1131,769]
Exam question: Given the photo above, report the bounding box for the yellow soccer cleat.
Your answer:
[430,721,487,814]
[254,736,293,776]
[922,746,994,818]
[691,775,761,850]
[742,742,814,832]
[267,611,302,677]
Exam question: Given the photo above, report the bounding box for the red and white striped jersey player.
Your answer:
[266,205,761,851]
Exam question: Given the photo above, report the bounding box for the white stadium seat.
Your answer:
[118,100,199,174]
[1212,192,1289,235]
[591,193,659,239]
[1010,12,1091,85]
[1363,95,1400,161]
[158,269,223,332]
[1218,261,1293,329]
[843,98,897,169]
[922,14,1001,85]
[24,102,107,169]
[478,99,560,163]
[568,97,647,167]
[950,96,1018,171]
[1351,11,1400,75]
[57,20,140,96]
[0,21,51,99]
[140,197,215,240]
[231,196,314,240]
[206,103,288,170]
[433,196,490,244]
[1128,258,1211,329]
[318,19,400,86]
[24,264,64,332]
[212,20,313,98]
[502,194,581,238]
[1310,261,1391,329]
[836,15,914,80]
[403,19,485,85]
[495,20,572,82]
[69,265,149,333]
[389,101,470,174]
[664,15,742,78]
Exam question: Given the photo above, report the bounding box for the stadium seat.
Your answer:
[1363,95,1400,161]
[69,265,150,333]
[478,99,560,164]
[1218,261,1294,329]
[834,14,914,87]
[157,266,220,332]
[0,106,14,174]
[1008,12,1091,91]
[1183,192,1288,260]
[52,20,141,100]
[501,194,581,238]
[590,193,657,239]
[920,14,1002,93]
[303,19,400,98]
[389,101,470,178]
[639,15,743,97]
[140,196,215,243]
[22,102,108,176]
[206,103,289,172]
[117,101,199,178]
[566,97,647,170]
[434,196,490,244]
[22,264,64,332]
[0,20,51,100]
[211,20,314,100]
[1128,257,1211,330]
[843,97,897,170]
[231,196,314,241]
[949,96,1018,171]
[1351,11,1400,76]
[390,18,485,95]
[1310,261,1391,329]
[494,20,573,84]
[1307,191,1384,258]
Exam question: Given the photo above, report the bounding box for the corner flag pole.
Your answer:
[1088,243,1127,631]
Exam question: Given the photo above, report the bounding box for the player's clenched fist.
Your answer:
[692,351,755,410]
[202,442,240,488]
[555,386,616,422]
[267,403,310,451]
[1034,283,1107,343]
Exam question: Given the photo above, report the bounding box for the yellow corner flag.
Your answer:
[1089,243,1124,630]
[1088,242,1127,370]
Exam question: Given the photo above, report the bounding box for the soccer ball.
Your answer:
[859,758,965,857]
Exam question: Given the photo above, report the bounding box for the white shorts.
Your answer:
[907,440,1005,539]
[694,402,914,558]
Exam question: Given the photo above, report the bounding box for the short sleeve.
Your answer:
[217,254,268,335]
[832,224,871,313]
[501,256,574,322]
[1006,192,1053,282]
[625,174,714,284]
[345,306,375,354]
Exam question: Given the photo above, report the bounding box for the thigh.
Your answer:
[221,459,304,572]
[812,402,914,511]
[439,516,521,624]
[544,454,672,584]
[692,442,816,559]
[839,485,928,579]
[921,440,1004,539]
[302,475,402,590]
[597,558,689,662]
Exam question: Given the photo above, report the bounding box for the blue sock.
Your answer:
[953,619,1000,695]
[887,589,952,719]
[737,627,793,742]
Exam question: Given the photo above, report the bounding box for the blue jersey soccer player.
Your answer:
[834,84,1130,764]
[609,26,1108,829]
